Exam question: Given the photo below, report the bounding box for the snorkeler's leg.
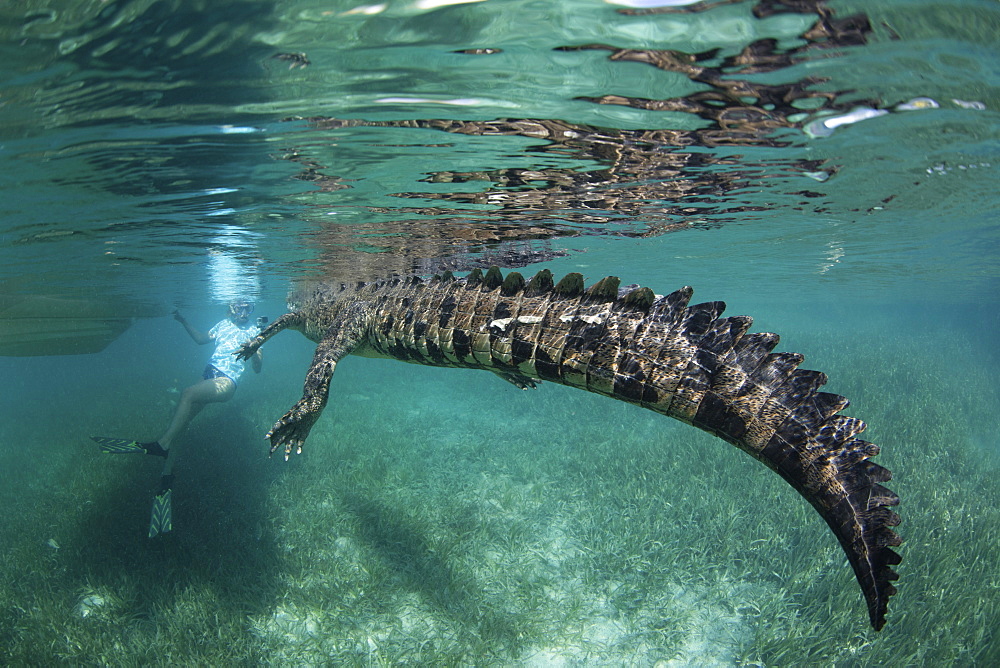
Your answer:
[93,378,233,457]
[156,377,235,451]
[161,442,179,477]
[147,377,233,537]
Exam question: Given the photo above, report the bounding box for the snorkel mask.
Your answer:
[229,301,254,320]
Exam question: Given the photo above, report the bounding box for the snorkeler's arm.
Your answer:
[173,310,212,345]
[251,349,262,373]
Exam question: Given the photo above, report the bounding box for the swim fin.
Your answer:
[91,436,167,457]
[148,488,172,538]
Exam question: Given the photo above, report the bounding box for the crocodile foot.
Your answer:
[495,371,541,390]
[266,401,321,460]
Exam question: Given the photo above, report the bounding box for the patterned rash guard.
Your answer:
[207,319,261,383]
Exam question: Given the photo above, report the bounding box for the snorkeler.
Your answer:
[91,300,264,537]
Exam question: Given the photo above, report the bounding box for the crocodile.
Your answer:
[236,266,901,630]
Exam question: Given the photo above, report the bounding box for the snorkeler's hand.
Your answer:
[173,309,185,324]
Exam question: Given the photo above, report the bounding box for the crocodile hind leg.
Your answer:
[493,370,541,390]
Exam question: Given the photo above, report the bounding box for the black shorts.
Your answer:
[202,365,234,383]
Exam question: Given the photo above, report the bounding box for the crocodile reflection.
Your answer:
[567,0,876,137]
[281,0,871,280]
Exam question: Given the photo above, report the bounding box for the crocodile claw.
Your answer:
[265,402,319,459]
[234,342,257,362]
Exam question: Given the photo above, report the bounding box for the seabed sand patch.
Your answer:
[257,456,760,665]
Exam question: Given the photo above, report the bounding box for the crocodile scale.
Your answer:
[237,266,901,631]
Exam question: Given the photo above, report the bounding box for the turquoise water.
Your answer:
[1,0,998,664]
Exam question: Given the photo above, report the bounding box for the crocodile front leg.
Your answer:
[268,309,368,459]
[267,342,337,460]
[235,312,303,361]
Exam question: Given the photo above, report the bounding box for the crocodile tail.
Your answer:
[749,392,901,631]
[671,297,902,631]
[365,266,901,629]
[553,276,901,629]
